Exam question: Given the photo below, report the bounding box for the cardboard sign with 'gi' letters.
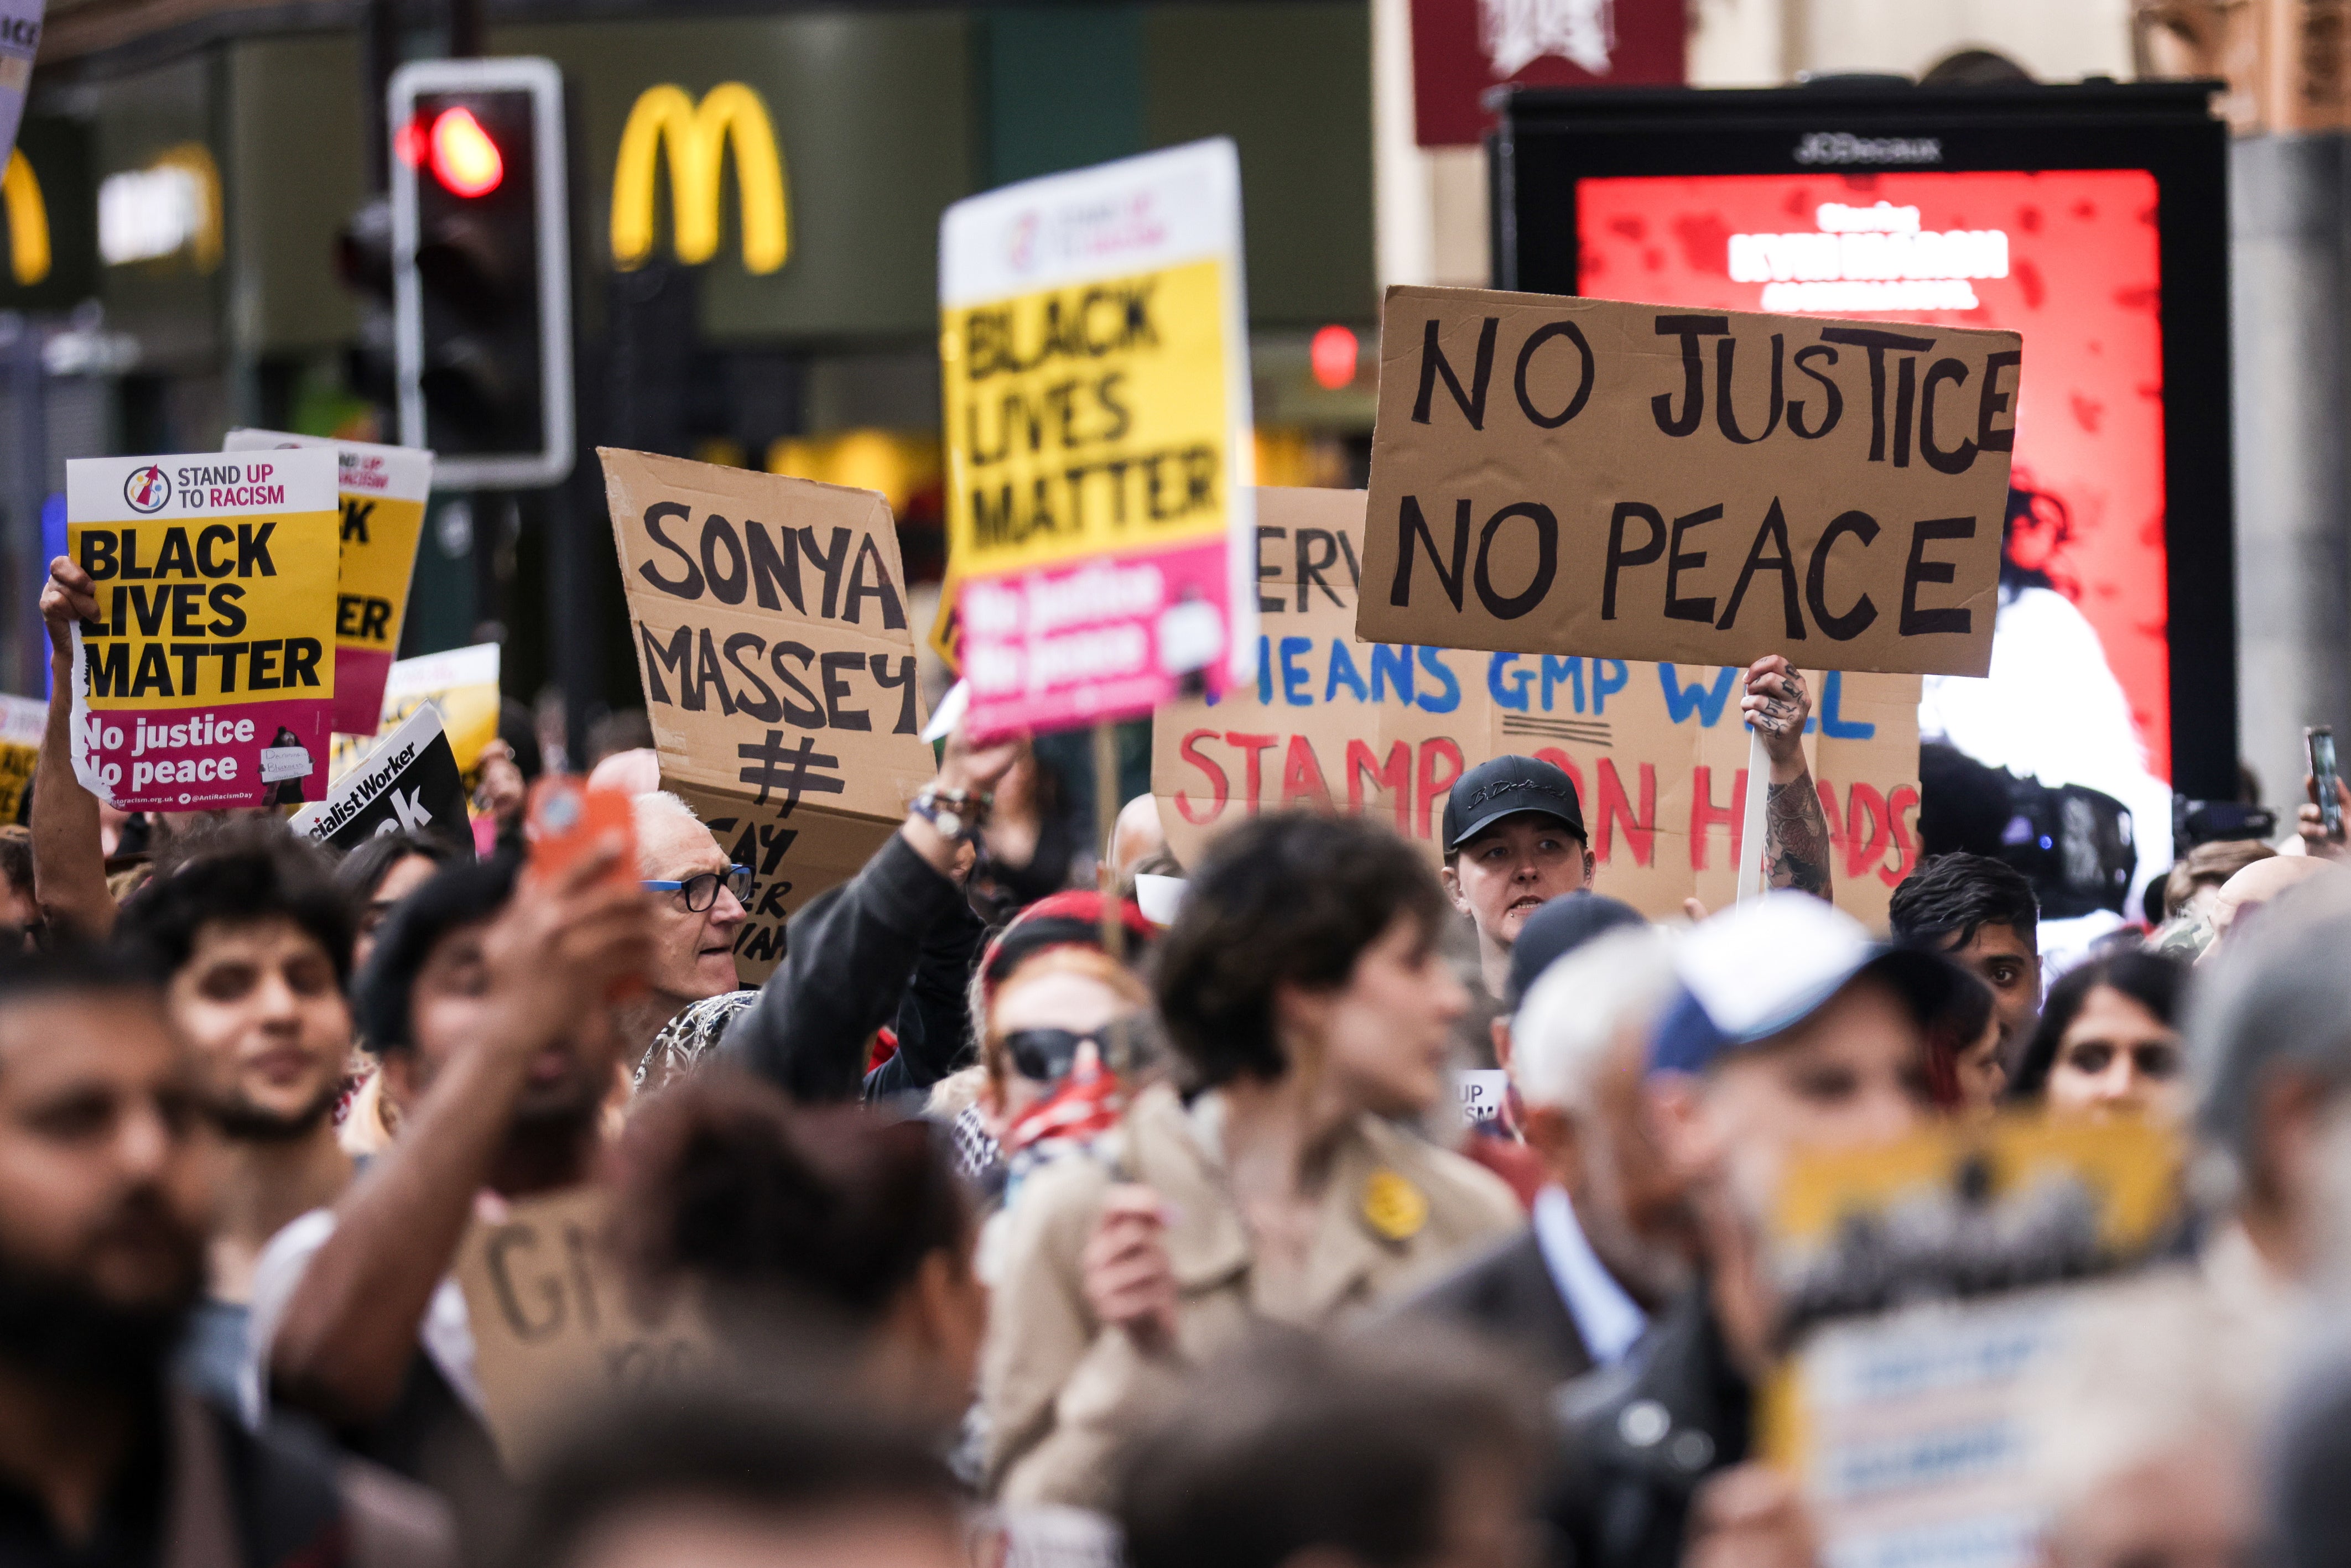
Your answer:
[1357,287,2020,678]
[939,138,1257,736]
[601,449,938,983]
[224,429,434,736]
[453,1186,709,1470]
[1156,488,1923,928]
[67,449,340,810]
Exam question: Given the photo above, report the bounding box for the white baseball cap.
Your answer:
[1650,893,1964,1075]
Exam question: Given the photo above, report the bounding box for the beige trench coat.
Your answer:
[980,1081,1522,1509]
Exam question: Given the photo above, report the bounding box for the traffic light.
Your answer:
[388,58,572,488]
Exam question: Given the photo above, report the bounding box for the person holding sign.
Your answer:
[1443,655,1830,999]
[1738,654,1837,900]
[247,848,650,1489]
[722,722,1016,1105]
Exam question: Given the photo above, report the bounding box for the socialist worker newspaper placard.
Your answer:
[67,449,339,810]
[939,137,1257,736]
[291,702,471,857]
[1357,286,2019,677]
[225,429,433,734]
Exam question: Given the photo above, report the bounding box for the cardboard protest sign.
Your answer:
[452,1186,710,1470]
[289,703,471,856]
[1761,1117,2184,1568]
[0,695,41,825]
[330,641,501,786]
[601,449,938,983]
[224,429,434,735]
[66,450,339,810]
[1357,287,2019,678]
[1154,488,1923,928]
[939,138,1257,737]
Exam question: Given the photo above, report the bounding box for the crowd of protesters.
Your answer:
[15,544,2351,1568]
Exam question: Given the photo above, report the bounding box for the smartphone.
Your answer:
[2311,727,2344,841]
[523,777,637,890]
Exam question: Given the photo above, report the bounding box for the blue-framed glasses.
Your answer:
[642,864,753,911]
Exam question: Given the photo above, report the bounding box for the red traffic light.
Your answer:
[426,107,504,197]
[1310,324,1358,390]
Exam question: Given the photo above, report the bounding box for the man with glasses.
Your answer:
[622,791,751,1081]
[633,723,1020,1101]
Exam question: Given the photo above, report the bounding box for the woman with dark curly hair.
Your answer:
[979,811,1521,1510]
[2008,949,2187,1125]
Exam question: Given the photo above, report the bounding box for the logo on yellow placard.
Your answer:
[1360,1169,1428,1242]
[611,83,788,275]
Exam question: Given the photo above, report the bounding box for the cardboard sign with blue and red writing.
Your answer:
[1154,488,1923,928]
[67,449,340,810]
[938,138,1257,737]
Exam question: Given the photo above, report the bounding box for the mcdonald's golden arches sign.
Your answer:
[610,82,789,275]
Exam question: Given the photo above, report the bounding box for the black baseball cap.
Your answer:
[1443,756,1587,856]
[1504,893,1648,1010]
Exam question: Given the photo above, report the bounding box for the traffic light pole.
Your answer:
[470,490,511,650]
[448,0,482,59]
[358,0,395,193]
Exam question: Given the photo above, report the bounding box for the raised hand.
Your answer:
[1739,655,1813,775]
[477,836,654,1061]
[1081,1183,1179,1356]
[1740,655,1832,900]
[38,556,99,660]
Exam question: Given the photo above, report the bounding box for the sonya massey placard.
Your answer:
[67,449,340,810]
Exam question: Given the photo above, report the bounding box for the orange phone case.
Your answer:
[524,777,637,889]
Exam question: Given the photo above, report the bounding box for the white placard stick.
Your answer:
[1736,726,1770,904]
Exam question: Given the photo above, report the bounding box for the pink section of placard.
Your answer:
[82,695,332,810]
[960,538,1234,738]
[333,647,393,735]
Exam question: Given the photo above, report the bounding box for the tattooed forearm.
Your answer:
[1764,770,1833,898]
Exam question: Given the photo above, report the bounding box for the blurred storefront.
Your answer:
[0,1,1380,731]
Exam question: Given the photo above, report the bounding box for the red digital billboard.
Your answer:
[1577,170,2172,785]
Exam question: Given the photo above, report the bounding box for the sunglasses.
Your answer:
[642,864,753,912]
[1001,1026,1115,1083]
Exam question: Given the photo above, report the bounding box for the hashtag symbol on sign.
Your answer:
[737,731,846,812]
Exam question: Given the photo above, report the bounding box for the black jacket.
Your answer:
[0,1389,452,1568]
[1544,1282,1750,1568]
[724,831,985,1103]
[1400,1228,1596,1387]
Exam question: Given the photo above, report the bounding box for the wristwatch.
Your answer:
[910,784,991,843]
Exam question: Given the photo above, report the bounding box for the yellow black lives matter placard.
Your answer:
[67,448,340,810]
